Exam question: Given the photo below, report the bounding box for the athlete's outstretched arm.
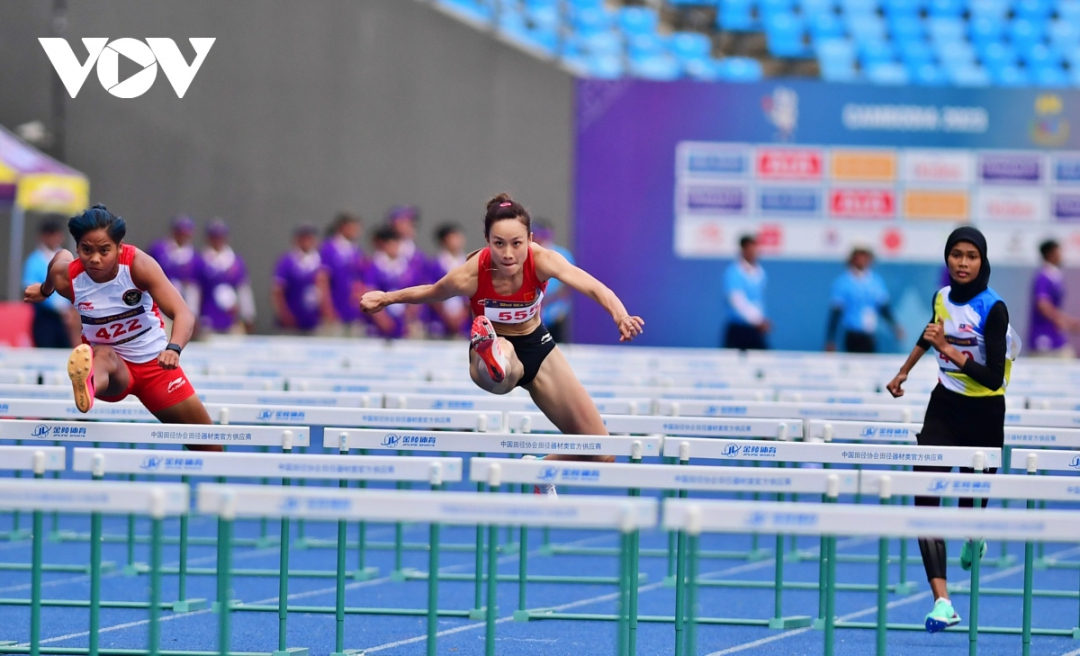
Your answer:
[534,246,644,342]
[24,250,75,304]
[361,260,477,314]
[131,248,194,368]
[886,345,927,398]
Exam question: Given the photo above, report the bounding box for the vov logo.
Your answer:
[39,38,215,99]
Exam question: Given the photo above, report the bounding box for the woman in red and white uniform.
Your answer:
[362,194,644,493]
[24,205,219,450]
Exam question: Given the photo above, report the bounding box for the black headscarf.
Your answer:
[944,226,991,304]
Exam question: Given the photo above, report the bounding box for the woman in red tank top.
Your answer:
[362,194,644,494]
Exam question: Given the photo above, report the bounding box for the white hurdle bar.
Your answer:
[0,419,310,447]
[383,392,650,416]
[1004,426,1080,448]
[0,446,65,472]
[0,478,188,515]
[1007,409,1080,429]
[72,447,463,483]
[650,400,921,423]
[505,412,801,439]
[324,428,662,458]
[1010,448,1080,472]
[197,482,657,655]
[662,437,1000,469]
[804,421,920,443]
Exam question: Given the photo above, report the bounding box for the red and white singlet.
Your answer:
[469,246,547,324]
[70,245,168,364]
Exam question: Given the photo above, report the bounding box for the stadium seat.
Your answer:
[438,0,494,21]
[898,38,935,67]
[866,62,910,83]
[1031,65,1069,87]
[564,53,624,78]
[683,57,724,79]
[619,6,661,36]
[840,0,881,16]
[817,38,860,79]
[766,13,810,57]
[1059,1,1080,26]
[575,30,624,57]
[882,0,923,17]
[1014,0,1053,22]
[978,41,1018,69]
[760,0,798,19]
[629,55,683,79]
[969,0,1009,19]
[969,16,1006,49]
[715,56,765,80]
[718,0,758,31]
[799,0,837,15]
[927,17,967,44]
[670,32,714,60]
[1010,19,1046,53]
[936,40,977,70]
[847,14,887,42]
[572,7,616,35]
[568,0,606,9]
[810,14,847,42]
[859,39,897,66]
[1049,21,1080,56]
[927,0,965,17]
[890,15,925,42]
[1022,42,1062,68]
[909,62,949,84]
[991,65,1030,86]
[949,64,992,86]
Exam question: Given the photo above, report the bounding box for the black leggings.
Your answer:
[914,465,997,581]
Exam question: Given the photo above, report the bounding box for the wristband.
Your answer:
[165,343,183,355]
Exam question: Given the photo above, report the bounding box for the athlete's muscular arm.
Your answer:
[361,259,478,314]
[533,245,644,342]
[131,248,194,369]
[886,345,927,398]
[24,250,75,304]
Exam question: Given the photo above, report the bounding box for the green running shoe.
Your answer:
[960,539,987,571]
[925,598,961,633]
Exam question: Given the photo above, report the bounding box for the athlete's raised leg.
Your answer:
[525,346,615,465]
[68,344,130,413]
[469,317,524,394]
[153,396,222,452]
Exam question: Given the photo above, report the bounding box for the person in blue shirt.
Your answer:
[825,246,904,353]
[533,218,574,343]
[22,219,76,348]
[723,234,769,350]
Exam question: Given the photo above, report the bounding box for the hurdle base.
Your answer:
[351,567,380,581]
[662,575,678,588]
[468,608,487,620]
[273,648,310,656]
[255,536,281,549]
[769,615,812,630]
[513,609,533,622]
[1,529,30,541]
[390,567,419,582]
[1072,627,1080,640]
[211,599,241,613]
[812,618,832,630]
[0,642,15,647]
[1035,557,1054,570]
[893,581,919,595]
[122,562,147,577]
[171,598,208,613]
[48,529,81,543]
[746,548,771,562]
[329,650,364,656]
[991,553,1017,568]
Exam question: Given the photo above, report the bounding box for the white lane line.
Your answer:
[705,544,1080,656]
[360,537,869,653]
[28,531,613,647]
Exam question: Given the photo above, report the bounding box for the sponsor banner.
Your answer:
[829,149,897,182]
[902,190,970,221]
[979,152,1044,185]
[902,150,975,184]
[755,148,823,181]
[758,187,821,216]
[976,188,1046,222]
[829,188,895,219]
[1054,193,1080,221]
[679,183,747,215]
[1055,156,1080,184]
[678,142,750,178]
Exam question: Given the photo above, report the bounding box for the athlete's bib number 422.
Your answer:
[95,318,143,341]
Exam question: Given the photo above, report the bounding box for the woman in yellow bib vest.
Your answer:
[886,226,1021,634]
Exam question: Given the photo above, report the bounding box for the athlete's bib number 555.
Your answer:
[95,318,143,341]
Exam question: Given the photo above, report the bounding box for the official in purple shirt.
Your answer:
[426,222,470,339]
[319,211,367,336]
[272,224,333,334]
[146,214,201,311]
[197,219,255,336]
[363,225,422,339]
[387,205,430,281]
[1030,239,1079,357]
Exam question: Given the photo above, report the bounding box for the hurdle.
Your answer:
[469,456,858,653]
[383,392,650,416]
[0,446,65,545]
[197,482,657,656]
[505,411,802,438]
[649,400,921,422]
[665,497,1080,656]
[0,477,188,656]
[327,427,659,616]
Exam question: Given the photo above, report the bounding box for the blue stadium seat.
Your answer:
[949,64,992,86]
[991,65,1030,86]
[572,7,616,35]
[817,38,860,80]
[847,14,887,42]
[667,0,721,5]
[890,15,925,41]
[766,13,810,57]
[866,62,910,83]
[718,0,758,31]
[969,17,1005,49]
[568,0,606,9]
[1022,42,1062,68]
[978,41,1018,69]
[627,33,667,58]
[565,53,624,79]
[527,4,560,32]
[810,13,846,41]
[898,38,935,66]
[909,62,949,84]
[882,0,923,17]
[968,0,1008,19]
[1010,19,1046,53]
[859,39,897,66]
[715,56,765,80]
[439,0,494,21]
[575,30,624,57]
[683,57,724,80]
[927,0,965,17]
[840,0,881,16]
[619,6,661,36]
[629,55,683,80]
[800,0,836,15]
[1032,65,1069,87]
[670,32,714,59]
[936,40,977,70]
[1059,1,1080,25]
[1014,0,1053,22]
[927,17,967,44]
[1049,21,1080,56]
[760,0,798,18]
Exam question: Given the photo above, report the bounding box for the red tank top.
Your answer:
[469,247,547,324]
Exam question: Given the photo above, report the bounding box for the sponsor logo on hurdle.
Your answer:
[721,444,779,458]
[380,434,402,447]
[1069,456,1080,470]
[537,467,559,482]
[722,443,742,458]
[927,479,950,493]
[139,456,204,472]
[745,511,768,527]
[279,496,352,513]
[927,479,991,494]
[279,496,301,512]
[255,409,306,421]
[859,426,911,439]
[30,424,88,439]
[534,467,600,483]
[379,434,437,449]
[743,511,818,528]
